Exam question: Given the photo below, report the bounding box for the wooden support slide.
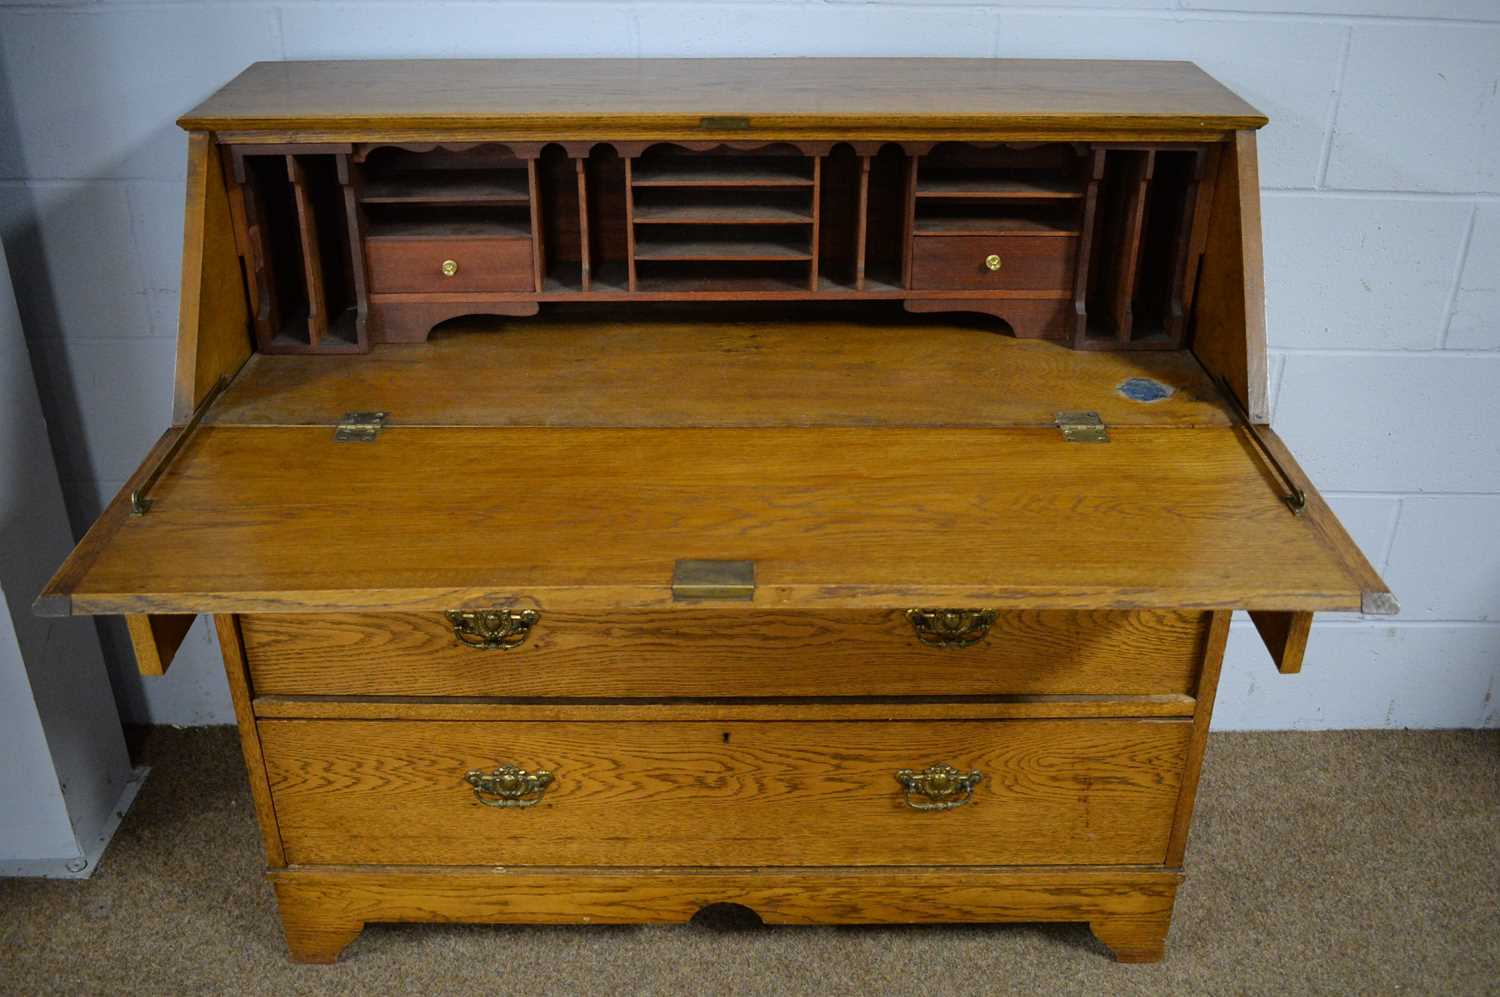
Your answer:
[125,614,196,676]
[1249,610,1314,674]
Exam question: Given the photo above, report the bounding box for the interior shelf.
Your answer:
[633,200,813,225]
[632,159,814,188]
[915,175,1084,199]
[913,203,1082,237]
[633,266,811,292]
[361,171,531,205]
[365,215,533,240]
[634,231,813,261]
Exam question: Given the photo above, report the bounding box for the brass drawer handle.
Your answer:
[440,258,459,277]
[895,763,982,812]
[445,609,540,650]
[907,608,997,648]
[466,764,553,809]
[984,253,1002,272]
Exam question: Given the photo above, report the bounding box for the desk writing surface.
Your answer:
[205,318,1235,430]
[48,424,1364,616]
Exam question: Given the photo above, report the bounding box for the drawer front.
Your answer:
[910,235,1077,291]
[366,237,534,293]
[261,717,1191,867]
[241,609,1208,698]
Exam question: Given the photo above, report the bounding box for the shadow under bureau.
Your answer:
[36,58,1395,965]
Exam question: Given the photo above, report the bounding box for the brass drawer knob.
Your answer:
[465,764,553,809]
[444,609,540,650]
[895,763,982,812]
[984,253,1002,271]
[906,608,998,648]
[440,258,459,277]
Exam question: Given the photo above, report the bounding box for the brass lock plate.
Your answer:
[672,559,755,601]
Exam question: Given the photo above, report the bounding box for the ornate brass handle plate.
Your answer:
[906,608,998,648]
[444,609,540,650]
[895,763,982,812]
[984,253,1003,271]
[466,764,554,808]
[440,258,459,277]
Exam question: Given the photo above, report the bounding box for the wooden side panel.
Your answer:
[124,613,195,676]
[270,864,1182,963]
[172,132,252,423]
[212,615,286,867]
[260,717,1191,868]
[1164,609,1231,866]
[240,609,1209,699]
[1192,130,1268,421]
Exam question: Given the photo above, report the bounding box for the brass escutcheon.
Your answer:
[445,609,540,650]
[906,609,998,648]
[895,763,982,812]
[465,764,554,809]
[440,259,459,277]
[984,253,1003,271]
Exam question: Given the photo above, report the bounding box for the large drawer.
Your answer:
[260,717,1191,867]
[240,609,1210,698]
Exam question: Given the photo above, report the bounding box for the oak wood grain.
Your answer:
[180,60,1266,139]
[240,609,1209,699]
[47,425,1371,616]
[1257,425,1395,615]
[259,717,1191,867]
[269,864,1181,963]
[250,695,1199,722]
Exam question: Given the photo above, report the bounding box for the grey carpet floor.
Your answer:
[1,727,1496,995]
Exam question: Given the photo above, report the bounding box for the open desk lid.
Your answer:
[37,418,1391,619]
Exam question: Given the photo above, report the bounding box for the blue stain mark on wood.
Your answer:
[1118,377,1173,403]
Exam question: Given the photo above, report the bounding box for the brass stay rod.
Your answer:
[1214,375,1306,515]
[131,375,230,516]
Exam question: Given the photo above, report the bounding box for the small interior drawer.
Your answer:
[240,609,1210,699]
[260,716,1192,867]
[910,235,1078,291]
[366,236,534,293]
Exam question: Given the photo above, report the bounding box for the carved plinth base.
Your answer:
[270,865,1181,964]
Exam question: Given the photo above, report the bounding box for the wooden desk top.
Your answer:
[180,58,1267,139]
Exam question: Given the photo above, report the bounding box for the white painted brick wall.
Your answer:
[0,0,1494,729]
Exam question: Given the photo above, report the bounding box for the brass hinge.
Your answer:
[1055,411,1109,443]
[672,559,755,601]
[334,411,386,442]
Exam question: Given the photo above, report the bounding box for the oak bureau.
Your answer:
[37,59,1395,964]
